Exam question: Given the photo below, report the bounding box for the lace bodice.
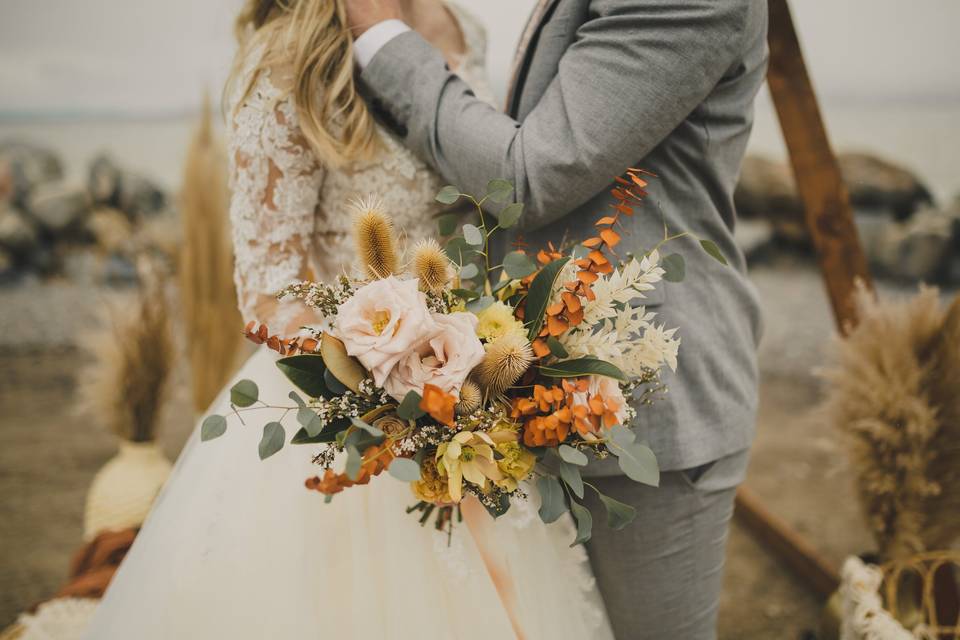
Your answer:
[227,3,491,334]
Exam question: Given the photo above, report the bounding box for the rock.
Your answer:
[101,254,138,285]
[0,140,64,204]
[0,204,39,256]
[734,156,808,244]
[0,246,15,282]
[865,207,954,282]
[88,154,122,206]
[838,152,933,220]
[86,207,133,254]
[733,218,775,260]
[25,182,90,234]
[117,171,166,218]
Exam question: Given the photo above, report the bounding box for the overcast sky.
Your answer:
[1,1,959,117]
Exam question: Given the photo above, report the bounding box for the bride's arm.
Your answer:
[355,0,760,231]
[229,91,325,336]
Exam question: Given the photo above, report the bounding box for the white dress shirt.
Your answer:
[353,19,411,69]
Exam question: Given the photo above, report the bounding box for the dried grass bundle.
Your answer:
[822,284,960,559]
[79,265,174,442]
[179,93,243,413]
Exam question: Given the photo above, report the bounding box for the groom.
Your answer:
[347,1,767,637]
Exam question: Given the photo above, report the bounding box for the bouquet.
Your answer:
[202,170,726,543]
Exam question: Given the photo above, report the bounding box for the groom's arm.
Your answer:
[357,0,756,230]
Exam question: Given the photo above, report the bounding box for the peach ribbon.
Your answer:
[461,497,526,640]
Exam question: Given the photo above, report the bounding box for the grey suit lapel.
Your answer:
[504,0,561,115]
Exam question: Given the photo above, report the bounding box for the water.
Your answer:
[1,98,958,204]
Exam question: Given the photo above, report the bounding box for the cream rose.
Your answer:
[332,276,437,387]
[382,312,486,402]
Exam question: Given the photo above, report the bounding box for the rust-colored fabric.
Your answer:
[54,528,139,600]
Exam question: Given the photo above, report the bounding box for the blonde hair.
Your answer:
[226,0,379,167]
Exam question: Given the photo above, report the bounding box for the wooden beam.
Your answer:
[766,0,874,329]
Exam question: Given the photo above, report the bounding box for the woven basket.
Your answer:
[839,553,960,640]
[83,440,172,540]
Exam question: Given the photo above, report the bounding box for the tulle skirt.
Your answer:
[82,347,613,639]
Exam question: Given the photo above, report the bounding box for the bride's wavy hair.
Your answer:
[226,0,379,167]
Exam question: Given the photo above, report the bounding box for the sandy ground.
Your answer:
[0,261,951,637]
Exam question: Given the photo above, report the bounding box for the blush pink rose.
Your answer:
[382,312,486,402]
[332,276,437,387]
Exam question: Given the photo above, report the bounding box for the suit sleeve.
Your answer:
[359,0,753,230]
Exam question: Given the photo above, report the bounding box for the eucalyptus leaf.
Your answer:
[498,202,524,229]
[397,391,426,420]
[700,239,728,266]
[437,213,459,236]
[276,355,330,399]
[200,415,227,441]
[288,391,305,407]
[388,458,422,482]
[291,418,349,444]
[349,418,384,437]
[345,445,362,481]
[466,296,494,314]
[502,251,537,279]
[296,407,324,438]
[597,493,637,530]
[436,185,461,205]
[486,179,514,203]
[612,441,660,487]
[558,444,588,466]
[451,288,480,301]
[546,336,569,359]
[569,499,593,546]
[462,224,484,247]
[538,357,626,382]
[258,422,285,460]
[323,368,348,395]
[230,380,258,408]
[444,237,477,266]
[607,425,636,448]
[459,263,480,280]
[525,257,570,339]
[559,461,585,499]
[571,244,590,260]
[661,253,686,283]
[537,475,567,524]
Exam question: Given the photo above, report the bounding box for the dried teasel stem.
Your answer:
[474,334,534,398]
[456,380,482,415]
[351,196,399,279]
[410,238,452,293]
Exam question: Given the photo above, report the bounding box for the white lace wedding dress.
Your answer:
[81,6,613,639]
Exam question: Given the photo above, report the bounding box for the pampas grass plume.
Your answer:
[352,196,399,279]
[475,334,534,398]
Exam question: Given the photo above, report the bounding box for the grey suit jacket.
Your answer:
[360,0,767,472]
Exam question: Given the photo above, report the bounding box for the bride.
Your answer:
[82,1,614,638]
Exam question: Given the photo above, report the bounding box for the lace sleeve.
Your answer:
[228,70,325,335]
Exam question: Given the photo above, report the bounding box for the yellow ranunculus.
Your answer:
[411,457,453,504]
[495,441,536,491]
[475,301,525,342]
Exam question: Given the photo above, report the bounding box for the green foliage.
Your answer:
[466,296,494,314]
[297,407,323,437]
[349,418,384,437]
[558,444,588,466]
[661,253,686,282]
[539,357,626,382]
[435,185,461,205]
[451,288,480,301]
[388,458,421,482]
[444,237,477,266]
[462,224,483,247]
[483,492,512,519]
[230,380,258,407]
[437,213,459,236]
[486,179,514,204]
[597,492,637,530]
[200,414,227,441]
[546,336,569,359]
[288,391,305,407]
[323,368,348,395]
[559,460,585,499]
[276,355,330,399]
[258,422,285,460]
[502,251,537,279]
[290,417,349,444]
[537,475,567,524]
[498,202,524,229]
[569,499,593,546]
[345,445,362,481]
[397,391,426,420]
[459,263,480,280]
[525,257,571,340]
[700,239,728,266]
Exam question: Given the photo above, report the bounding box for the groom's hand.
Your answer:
[344,0,403,37]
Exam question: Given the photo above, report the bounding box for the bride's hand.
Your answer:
[344,0,404,37]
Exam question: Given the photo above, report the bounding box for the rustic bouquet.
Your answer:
[202,170,725,543]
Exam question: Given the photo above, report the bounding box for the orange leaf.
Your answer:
[577,270,599,285]
[599,228,620,247]
[546,302,565,316]
[588,250,609,265]
[561,291,582,313]
[532,339,551,359]
[547,315,569,336]
[582,237,603,249]
[574,258,593,270]
[566,307,584,325]
[595,216,617,226]
[630,174,648,188]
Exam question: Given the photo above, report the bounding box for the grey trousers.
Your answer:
[583,448,750,639]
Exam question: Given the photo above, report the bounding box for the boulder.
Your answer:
[0,140,64,204]
[116,171,166,218]
[0,204,39,256]
[734,155,808,244]
[0,246,15,282]
[865,207,954,282]
[88,154,122,206]
[86,207,133,254]
[837,152,933,220]
[25,182,90,234]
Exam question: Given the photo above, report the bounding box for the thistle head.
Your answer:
[351,196,399,279]
[411,238,452,293]
[474,334,534,398]
[456,380,482,415]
